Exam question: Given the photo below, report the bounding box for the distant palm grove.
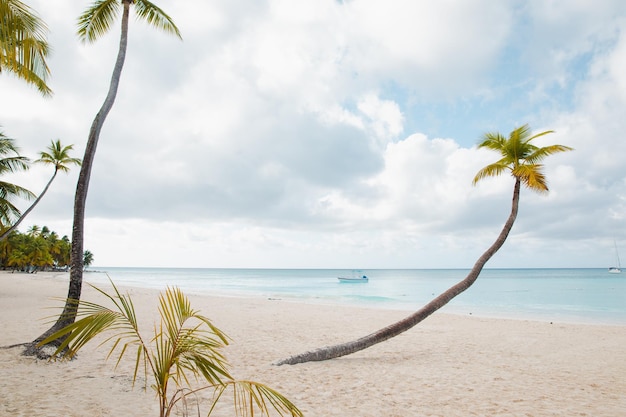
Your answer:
[0,225,93,273]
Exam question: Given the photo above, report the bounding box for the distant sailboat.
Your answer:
[609,240,622,274]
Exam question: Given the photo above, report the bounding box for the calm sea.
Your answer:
[85,268,626,325]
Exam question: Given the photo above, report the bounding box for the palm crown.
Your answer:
[36,139,82,173]
[473,124,573,193]
[77,0,181,43]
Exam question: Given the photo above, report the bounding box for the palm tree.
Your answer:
[82,249,93,270]
[45,230,61,267]
[274,124,573,365]
[26,223,39,236]
[41,283,303,417]
[31,0,181,352]
[25,234,52,271]
[0,0,52,95]
[56,234,70,269]
[0,131,33,228]
[7,246,27,270]
[0,140,81,241]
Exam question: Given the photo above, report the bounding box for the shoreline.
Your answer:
[2,271,625,416]
[81,268,626,327]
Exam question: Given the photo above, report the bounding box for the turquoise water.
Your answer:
[86,268,626,325]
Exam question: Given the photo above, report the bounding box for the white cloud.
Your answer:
[2,0,626,268]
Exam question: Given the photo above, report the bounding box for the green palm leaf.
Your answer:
[78,0,182,42]
[39,280,302,416]
[77,0,120,43]
[134,0,182,39]
[0,0,51,95]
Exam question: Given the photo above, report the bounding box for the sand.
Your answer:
[1,271,625,417]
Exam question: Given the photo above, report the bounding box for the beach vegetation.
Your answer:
[40,281,303,417]
[0,225,86,272]
[0,0,52,95]
[0,139,81,242]
[274,124,573,365]
[0,131,33,227]
[33,0,182,354]
[82,249,93,270]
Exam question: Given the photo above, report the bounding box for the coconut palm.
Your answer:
[31,0,181,352]
[275,124,573,365]
[25,233,52,271]
[7,246,27,270]
[0,140,81,242]
[82,249,93,270]
[0,131,34,228]
[56,234,70,268]
[0,0,51,95]
[41,282,303,417]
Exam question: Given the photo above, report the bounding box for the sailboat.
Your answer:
[609,240,622,274]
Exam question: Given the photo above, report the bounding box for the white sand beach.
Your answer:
[1,271,625,417]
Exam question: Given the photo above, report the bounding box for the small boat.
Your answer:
[609,240,622,274]
[337,270,368,283]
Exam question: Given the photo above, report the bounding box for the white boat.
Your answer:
[609,240,622,274]
[338,270,368,283]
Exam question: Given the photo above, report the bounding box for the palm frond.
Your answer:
[157,287,232,387]
[39,301,125,358]
[472,161,509,185]
[526,128,556,142]
[0,181,34,199]
[229,380,304,417]
[77,0,120,43]
[525,144,574,165]
[512,164,548,193]
[476,132,507,151]
[134,0,182,39]
[0,0,51,95]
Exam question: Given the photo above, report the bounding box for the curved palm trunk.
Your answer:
[0,169,58,242]
[274,179,521,366]
[28,2,132,351]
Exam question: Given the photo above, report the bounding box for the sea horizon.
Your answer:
[84,266,626,326]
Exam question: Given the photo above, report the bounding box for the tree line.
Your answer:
[0,224,93,273]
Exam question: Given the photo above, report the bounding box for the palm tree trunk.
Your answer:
[27,2,132,353]
[0,170,58,242]
[274,178,522,366]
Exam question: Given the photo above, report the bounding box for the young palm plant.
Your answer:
[40,281,303,417]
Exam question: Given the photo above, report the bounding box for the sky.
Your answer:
[1,0,626,269]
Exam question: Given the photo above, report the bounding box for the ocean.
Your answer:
[85,267,626,325]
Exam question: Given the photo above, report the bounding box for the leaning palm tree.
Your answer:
[41,282,303,417]
[30,0,181,353]
[275,124,573,365]
[0,131,34,228]
[0,0,51,95]
[0,139,81,242]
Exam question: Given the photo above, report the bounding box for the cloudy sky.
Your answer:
[2,0,626,269]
